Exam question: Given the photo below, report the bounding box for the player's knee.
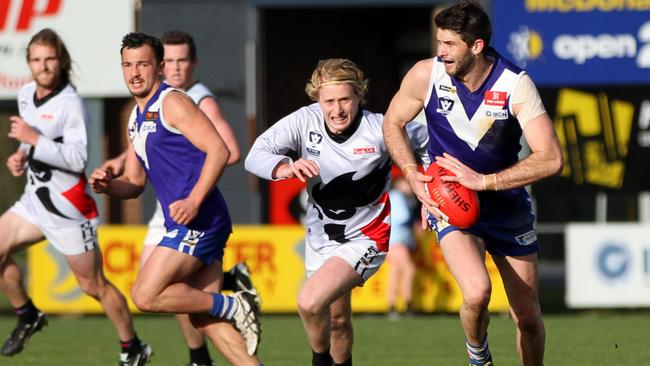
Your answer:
[77,278,103,299]
[463,286,491,311]
[131,288,157,312]
[297,295,325,316]
[513,307,543,334]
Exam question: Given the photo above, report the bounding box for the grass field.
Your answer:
[0,312,647,365]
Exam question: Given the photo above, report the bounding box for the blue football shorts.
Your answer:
[158,224,230,264]
[426,205,539,257]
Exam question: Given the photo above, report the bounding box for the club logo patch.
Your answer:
[307,130,323,157]
[437,96,454,114]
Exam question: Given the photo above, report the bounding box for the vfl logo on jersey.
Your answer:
[437,96,454,114]
[486,109,509,120]
[309,131,323,144]
[485,90,507,107]
[19,100,28,111]
[307,130,323,157]
[438,84,456,94]
[353,146,376,155]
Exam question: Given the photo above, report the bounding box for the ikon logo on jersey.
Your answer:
[353,146,376,155]
[486,109,509,120]
[437,96,454,114]
[141,121,157,133]
[485,91,507,106]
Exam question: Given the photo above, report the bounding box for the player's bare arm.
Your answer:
[6,149,27,177]
[89,145,147,198]
[383,60,436,214]
[100,148,129,178]
[495,111,563,190]
[164,91,229,225]
[198,96,241,165]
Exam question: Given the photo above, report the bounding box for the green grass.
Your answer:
[0,312,647,365]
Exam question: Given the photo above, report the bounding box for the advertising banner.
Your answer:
[28,225,509,313]
[0,0,135,99]
[566,223,650,308]
[492,1,650,85]
[531,86,650,196]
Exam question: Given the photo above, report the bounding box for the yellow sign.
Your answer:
[28,225,509,313]
[554,88,634,188]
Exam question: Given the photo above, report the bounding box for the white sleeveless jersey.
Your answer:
[246,103,429,253]
[14,81,98,227]
[186,82,214,104]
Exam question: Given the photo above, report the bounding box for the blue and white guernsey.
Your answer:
[424,48,538,255]
[127,82,231,235]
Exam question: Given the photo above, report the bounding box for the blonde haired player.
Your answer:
[246,58,428,366]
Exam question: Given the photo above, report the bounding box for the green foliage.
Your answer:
[0,312,647,365]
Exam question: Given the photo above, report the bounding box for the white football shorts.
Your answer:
[143,202,165,246]
[10,199,98,256]
[305,241,386,283]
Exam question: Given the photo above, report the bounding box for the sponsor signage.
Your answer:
[492,1,650,85]
[28,225,509,313]
[0,0,135,99]
[566,223,650,308]
[532,86,650,192]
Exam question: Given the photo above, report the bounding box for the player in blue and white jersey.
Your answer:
[89,33,263,366]
[0,28,152,365]
[246,58,429,366]
[99,30,255,366]
[383,2,563,366]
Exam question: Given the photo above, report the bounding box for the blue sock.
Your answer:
[209,293,238,319]
[467,335,492,365]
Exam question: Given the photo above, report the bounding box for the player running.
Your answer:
[245,58,428,366]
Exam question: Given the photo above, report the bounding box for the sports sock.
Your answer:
[189,343,212,365]
[15,299,38,323]
[312,349,332,366]
[466,335,492,365]
[334,355,352,366]
[209,293,238,320]
[120,334,142,354]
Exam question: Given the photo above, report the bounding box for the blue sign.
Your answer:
[492,1,650,86]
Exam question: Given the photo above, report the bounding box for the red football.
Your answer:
[424,162,480,229]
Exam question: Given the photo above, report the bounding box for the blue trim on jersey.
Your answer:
[158,224,229,264]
